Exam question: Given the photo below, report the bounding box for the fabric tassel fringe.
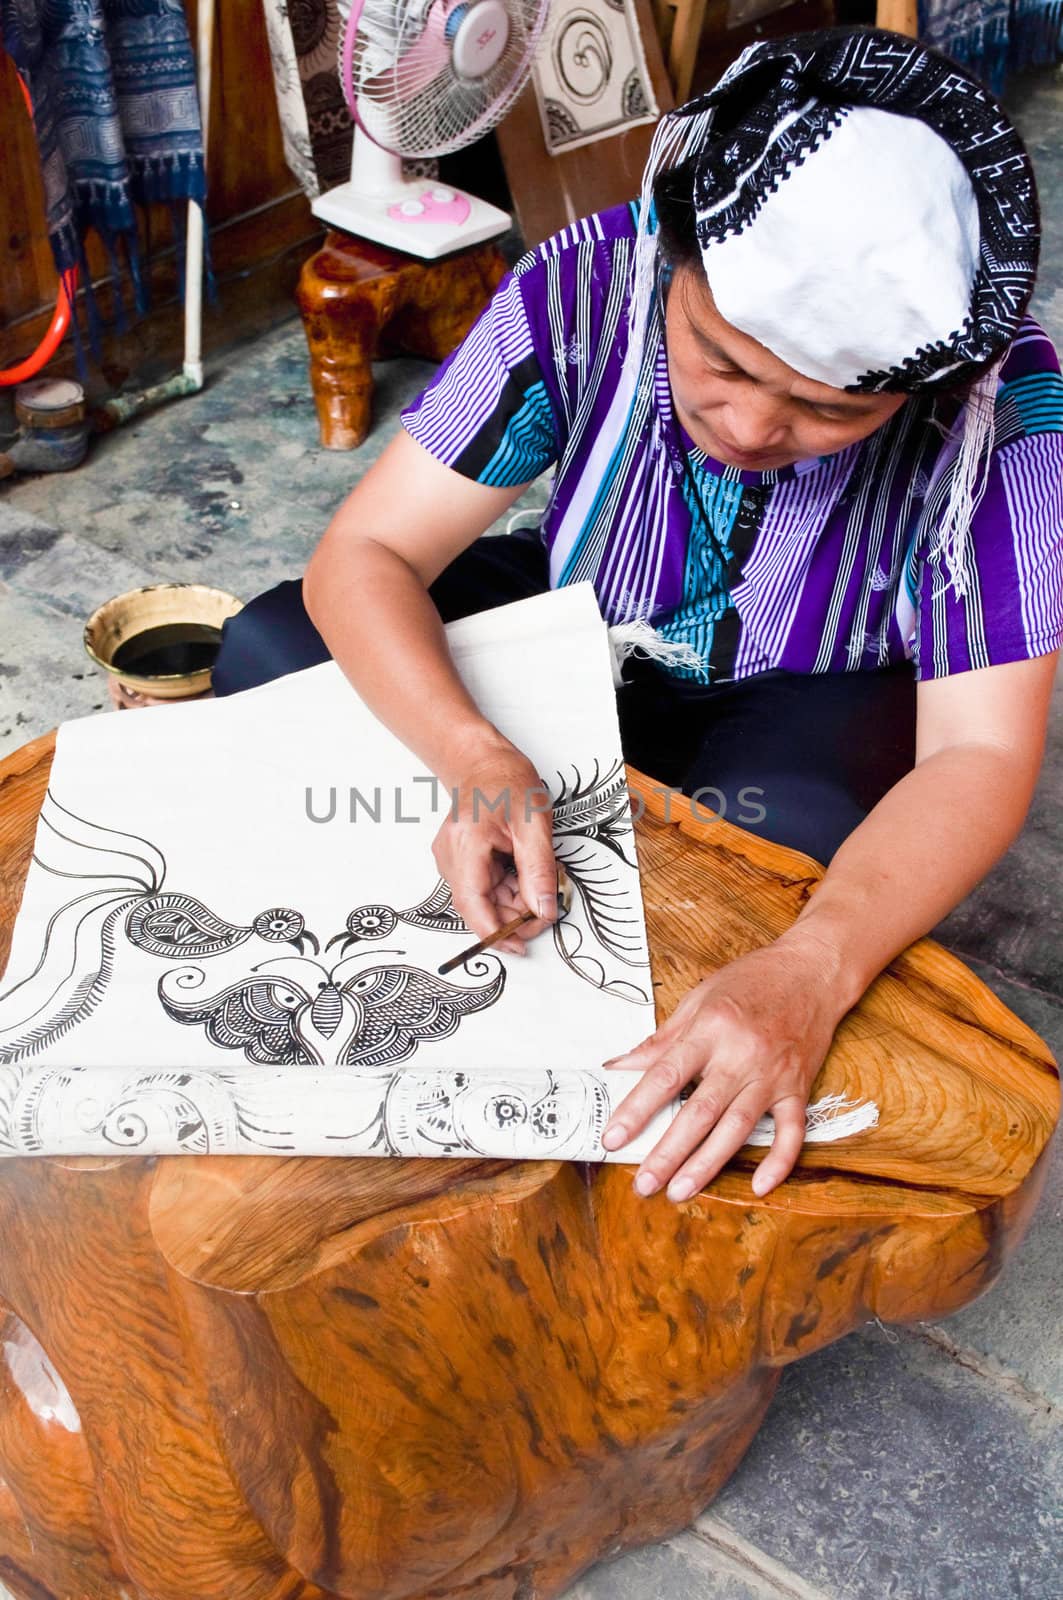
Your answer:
[745,1093,880,1147]
[608,619,708,684]
[626,99,719,380]
[927,359,1003,600]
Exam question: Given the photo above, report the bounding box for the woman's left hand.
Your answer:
[600,933,851,1201]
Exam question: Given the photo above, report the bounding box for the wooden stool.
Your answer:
[0,734,1057,1600]
[296,231,508,450]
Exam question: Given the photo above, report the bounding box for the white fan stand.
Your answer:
[313,0,516,258]
[312,127,511,258]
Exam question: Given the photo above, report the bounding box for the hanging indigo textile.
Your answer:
[1,0,207,326]
[920,0,1063,94]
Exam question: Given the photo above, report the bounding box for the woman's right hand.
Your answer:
[433,730,559,956]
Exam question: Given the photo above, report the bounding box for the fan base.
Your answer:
[312,182,511,260]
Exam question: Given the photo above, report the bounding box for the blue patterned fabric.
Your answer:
[920,0,1063,93]
[2,0,206,323]
[1000,369,1063,432]
[653,460,743,676]
[480,382,557,487]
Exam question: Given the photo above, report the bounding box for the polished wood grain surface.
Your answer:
[296,233,507,449]
[0,731,1057,1600]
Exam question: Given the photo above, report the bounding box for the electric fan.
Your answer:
[312,0,550,258]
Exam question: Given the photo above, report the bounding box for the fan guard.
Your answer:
[340,0,548,159]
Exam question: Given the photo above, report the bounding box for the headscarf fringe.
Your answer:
[626,100,718,377]
[928,360,1003,601]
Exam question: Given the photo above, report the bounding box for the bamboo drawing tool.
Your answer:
[438,867,572,975]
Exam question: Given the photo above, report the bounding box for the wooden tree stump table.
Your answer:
[0,731,1057,1600]
[296,232,507,451]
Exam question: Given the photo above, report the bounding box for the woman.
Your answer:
[212,29,1062,1205]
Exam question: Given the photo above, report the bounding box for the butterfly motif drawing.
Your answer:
[0,587,672,1162]
[120,873,501,1070]
[154,957,506,1071]
[0,755,650,1078]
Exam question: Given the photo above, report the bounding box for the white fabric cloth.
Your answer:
[701,107,982,390]
[0,586,667,1161]
[0,584,878,1164]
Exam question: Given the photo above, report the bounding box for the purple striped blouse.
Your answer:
[402,202,1063,684]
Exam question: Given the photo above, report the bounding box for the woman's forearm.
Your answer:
[302,429,533,784]
[302,435,560,938]
[775,743,1032,1011]
[303,537,510,785]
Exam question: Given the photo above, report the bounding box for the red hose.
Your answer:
[0,70,80,387]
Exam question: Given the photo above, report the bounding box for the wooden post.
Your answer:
[876,0,920,35]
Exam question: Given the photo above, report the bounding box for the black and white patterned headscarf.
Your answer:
[629,26,1042,597]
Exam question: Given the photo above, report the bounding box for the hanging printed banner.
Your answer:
[260,0,354,195]
[532,0,660,155]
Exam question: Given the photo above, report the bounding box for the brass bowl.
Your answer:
[84,583,244,702]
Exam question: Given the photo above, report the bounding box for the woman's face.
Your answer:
[664,264,907,471]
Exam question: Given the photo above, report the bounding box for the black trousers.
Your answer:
[212,531,917,865]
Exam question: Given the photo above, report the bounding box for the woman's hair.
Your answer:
[652,155,702,273]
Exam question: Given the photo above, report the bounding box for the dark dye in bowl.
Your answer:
[111,622,223,678]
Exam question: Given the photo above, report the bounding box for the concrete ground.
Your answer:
[1,67,1061,1600]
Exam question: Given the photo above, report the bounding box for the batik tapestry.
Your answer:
[1,0,207,315]
[920,0,1063,94]
[532,0,659,156]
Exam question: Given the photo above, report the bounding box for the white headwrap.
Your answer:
[627,27,1040,600]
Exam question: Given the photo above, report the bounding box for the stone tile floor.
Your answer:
[1,65,1061,1600]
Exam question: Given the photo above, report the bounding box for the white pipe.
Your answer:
[183,0,215,389]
